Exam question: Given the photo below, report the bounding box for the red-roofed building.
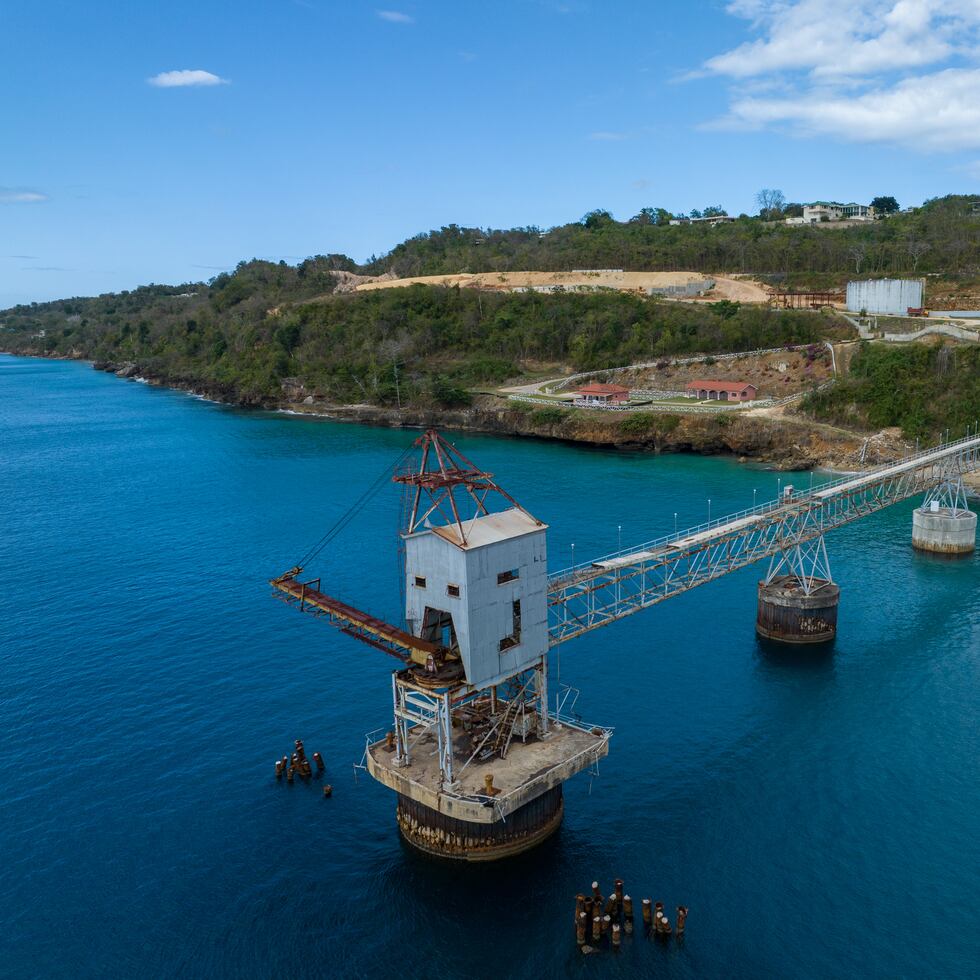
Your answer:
[574,383,630,407]
[686,380,758,402]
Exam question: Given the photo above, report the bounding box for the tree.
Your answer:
[783,202,804,217]
[848,243,868,274]
[906,240,931,271]
[870,196,899,214]
[582,209,615,229]
[702,205,727,217]
[756,188,786,220]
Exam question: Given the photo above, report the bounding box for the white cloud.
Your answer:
[705,0,975,79]
[588,131,629,141]
[702,0,980,151]
[376,10,413,23]
[0,188,48,204]
[719,68,980,150]
[148,69,229,88]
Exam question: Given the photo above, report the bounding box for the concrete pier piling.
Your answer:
[614,879,624,902]
[394,786,564,860]
[642,898,652,926]
[611,923,621,948]
[576,913,587,945]
[756,575,839,644]
[592,916,601,943]
[313,751,325,772]
[912,504,977,555]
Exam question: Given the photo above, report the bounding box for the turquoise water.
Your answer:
[1,354,978,979]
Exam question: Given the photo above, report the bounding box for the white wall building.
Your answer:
[786,202,875,225]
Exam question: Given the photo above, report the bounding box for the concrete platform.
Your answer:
[367,720,609,825]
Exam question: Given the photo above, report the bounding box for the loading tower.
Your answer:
[272,431,610,860]
[271,429,980,860]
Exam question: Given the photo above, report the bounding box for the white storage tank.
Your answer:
[846,278,924,315]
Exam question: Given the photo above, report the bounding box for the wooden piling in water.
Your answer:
[676,906,688,935]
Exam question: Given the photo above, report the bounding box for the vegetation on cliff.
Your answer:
[800,342,980,441]
[364,195,980,287]
[1,281,846,406]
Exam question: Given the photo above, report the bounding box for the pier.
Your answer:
[272,430,979,859]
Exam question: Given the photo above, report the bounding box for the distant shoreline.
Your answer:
[1,350,897,472]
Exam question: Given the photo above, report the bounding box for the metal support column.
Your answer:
[535,656,550,736]
[763,534,833,594]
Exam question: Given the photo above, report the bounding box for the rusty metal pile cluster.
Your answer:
[573,878,688,955]
[274,739,332,797]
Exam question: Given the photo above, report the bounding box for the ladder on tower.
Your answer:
[492,696,524,759]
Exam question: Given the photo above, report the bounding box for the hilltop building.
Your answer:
[786,202,875,225]
[669,215,736,227]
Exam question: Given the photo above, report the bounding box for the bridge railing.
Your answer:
[548,432,980,584]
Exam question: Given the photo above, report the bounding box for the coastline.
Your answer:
[2,350,900,471]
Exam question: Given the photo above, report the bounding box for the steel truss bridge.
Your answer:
[547,433,980,646]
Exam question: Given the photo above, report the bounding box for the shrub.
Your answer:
[530,406,566,425]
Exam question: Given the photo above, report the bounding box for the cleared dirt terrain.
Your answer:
[613,346,836,397]
[350,270,769,304]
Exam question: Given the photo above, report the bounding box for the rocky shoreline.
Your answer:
[5,351,905,471]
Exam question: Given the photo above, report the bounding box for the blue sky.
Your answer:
[3,0,979,306]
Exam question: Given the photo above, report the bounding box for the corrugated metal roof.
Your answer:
[431,508,546,550]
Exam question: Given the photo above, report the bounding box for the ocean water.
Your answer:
[1,354,978,979]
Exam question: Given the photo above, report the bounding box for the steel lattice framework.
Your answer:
[548,434,980,646]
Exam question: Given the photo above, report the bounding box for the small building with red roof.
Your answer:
[573,383,631,407]
[686,380,758,402]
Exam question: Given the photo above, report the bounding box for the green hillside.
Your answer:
[0,277,846,406]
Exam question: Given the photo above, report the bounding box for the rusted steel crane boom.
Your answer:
[270,568,443,665]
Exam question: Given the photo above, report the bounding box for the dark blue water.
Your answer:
[2,354,978,979]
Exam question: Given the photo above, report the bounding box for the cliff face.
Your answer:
[74,359,885,470]
[307,398,874,470]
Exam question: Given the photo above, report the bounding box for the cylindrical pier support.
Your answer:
[912,506,976,555]
[395,785,563,861]
[756,575,840,644]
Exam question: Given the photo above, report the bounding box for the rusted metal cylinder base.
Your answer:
[756,575,839,644]
[912,507,977,555]
[396,786,563,861]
